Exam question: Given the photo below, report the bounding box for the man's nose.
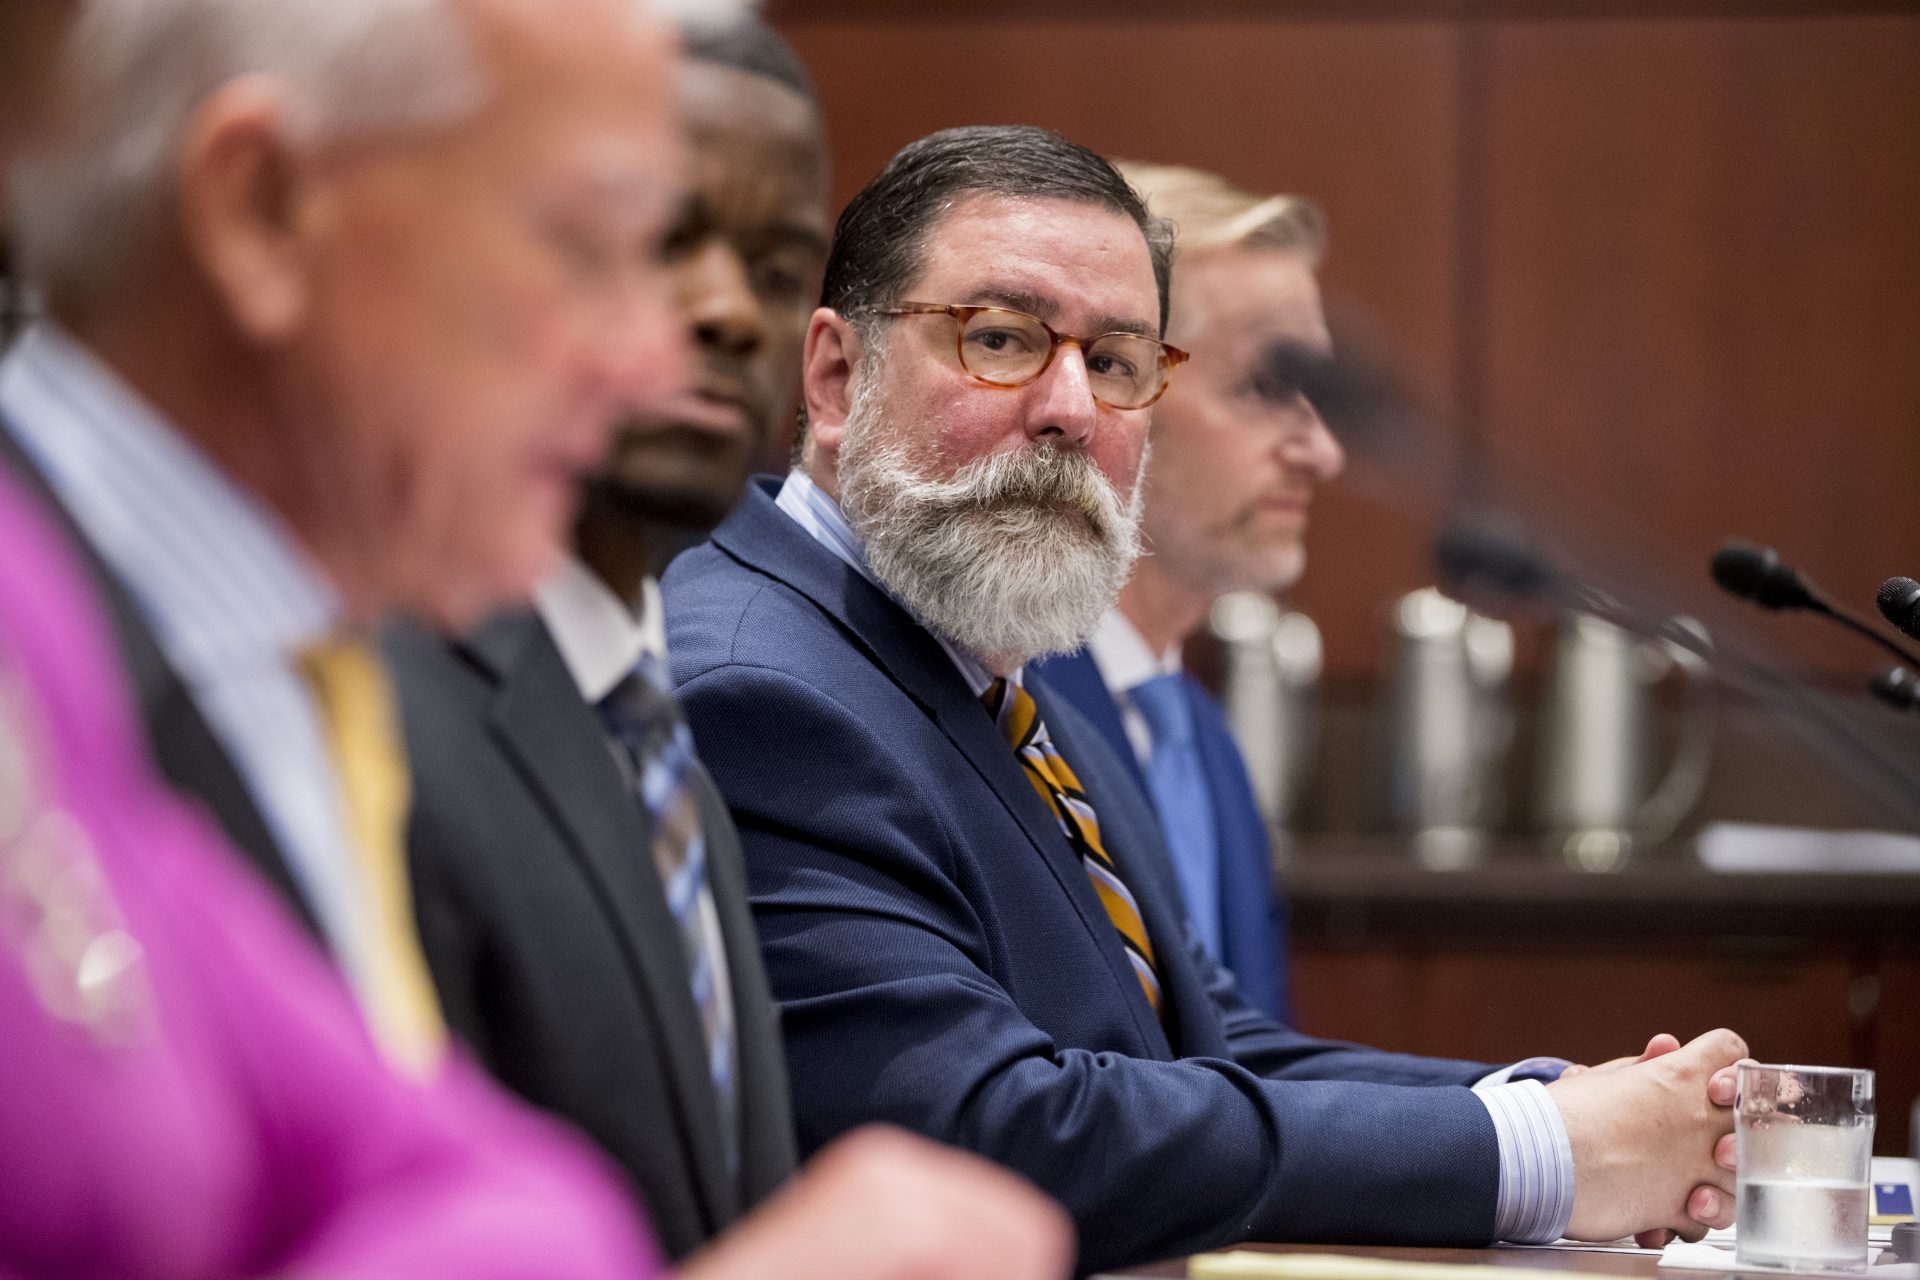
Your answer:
[1282,402,1345,482]
[1274,391,1351,479]
[1023,343,1102,446]
[679,241,765,359]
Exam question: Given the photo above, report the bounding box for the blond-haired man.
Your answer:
[0,3,1070,1277]
[1037,159,1739,1253]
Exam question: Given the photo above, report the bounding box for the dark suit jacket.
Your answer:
[385,612,797,1261]
[1032,648,1291,1021]
[662,480,1504,1275]
[0,416,317,933]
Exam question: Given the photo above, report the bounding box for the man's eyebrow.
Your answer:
[965,287,1057,321]
[1090,313,1158,339]
[963,286,1157,338]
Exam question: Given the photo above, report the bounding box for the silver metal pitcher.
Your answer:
[1534,612,1715,871]
[1210,592,1322,849]
[1380,588,1515,870]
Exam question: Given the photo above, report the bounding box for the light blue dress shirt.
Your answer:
[773,468,1575,1243]
[0,324,376,990]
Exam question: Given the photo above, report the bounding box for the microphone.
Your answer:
[1877,576,1920,643]
[1431,513,1920,832]
[1437,517,1705,653]
[1871,667,1920,715]
[1434,517,1558,605]
[1710,541,1920,671]
[1710,543,1821,612]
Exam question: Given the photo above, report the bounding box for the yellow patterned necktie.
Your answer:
[984,678,1163,1016]
[299,638,446,1076]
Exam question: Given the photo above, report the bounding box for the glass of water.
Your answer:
[1736,1063,1876,1272]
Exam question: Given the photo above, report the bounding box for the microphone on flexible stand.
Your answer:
[1710,543,1920,669]
[1438,516,1707,654]
[1877,576,1920,643]
[1709,543,1824,612]
[1432,515,1920,831]
[1709,543,1920,715]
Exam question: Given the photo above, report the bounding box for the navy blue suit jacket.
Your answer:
[1033,649,1291,1022]
[663,481,1502,1273]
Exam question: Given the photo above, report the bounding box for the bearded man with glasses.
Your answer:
[662,124,1747,1276]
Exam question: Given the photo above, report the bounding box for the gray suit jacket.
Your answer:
[386,612,797,1261]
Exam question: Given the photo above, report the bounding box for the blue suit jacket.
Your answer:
[1033,649,1291,1022]
[663,481,1502,1274]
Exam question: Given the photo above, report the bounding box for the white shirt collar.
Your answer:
[774,469,1014,697]
[533,556,666,703]
[1087,607,1183,694]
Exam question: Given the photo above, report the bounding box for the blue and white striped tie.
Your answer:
[599,657,737,1172]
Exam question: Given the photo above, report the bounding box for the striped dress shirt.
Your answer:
[772,468,1575,1243]
[0,323,379,994]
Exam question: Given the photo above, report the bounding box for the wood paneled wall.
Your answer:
[770,1,1920,682]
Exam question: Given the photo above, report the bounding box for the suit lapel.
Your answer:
[1031,681,1186,1055]
[1187,678,1287,1023]
[688,764,797,1204]
[1031,648,1149,794]
[710,483,1170,1051]
[0,418,321,935]
[1034,657,1232,1053]
[465,613,737,1222]
[939,676,1148,1022]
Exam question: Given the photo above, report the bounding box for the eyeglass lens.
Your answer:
[957,309,1168,408]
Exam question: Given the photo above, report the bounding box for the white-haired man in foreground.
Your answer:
[0,1,1071,1276]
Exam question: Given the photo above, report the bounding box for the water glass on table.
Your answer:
[1736,1063,1876,1273]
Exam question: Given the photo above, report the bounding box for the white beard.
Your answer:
[836,378,1146,672]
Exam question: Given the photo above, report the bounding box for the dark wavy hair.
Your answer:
[821,125,1174,335]
[679,13,819,111]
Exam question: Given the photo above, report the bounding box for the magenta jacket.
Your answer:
[0,467,662,1280]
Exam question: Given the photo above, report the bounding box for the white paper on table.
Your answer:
[1658,1237,1912,1278]
[1695,822,1920,873]
[1514,1225,1896,1257]
[1500,1241,1657,1256]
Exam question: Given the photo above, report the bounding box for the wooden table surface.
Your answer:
[1104,1241,1869,1280]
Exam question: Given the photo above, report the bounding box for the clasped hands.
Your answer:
[1550,1028,1749,1248]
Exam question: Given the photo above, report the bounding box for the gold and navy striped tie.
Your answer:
[984,678,1163,1016]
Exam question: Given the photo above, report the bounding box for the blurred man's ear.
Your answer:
[177,77,324,345]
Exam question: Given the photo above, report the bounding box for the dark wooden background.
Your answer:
[769,0,1920,683]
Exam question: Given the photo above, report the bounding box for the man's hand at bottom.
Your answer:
[1549,1028,1746,1246]
[1560,1032,1744,1247]
[682,1125,1074,1280]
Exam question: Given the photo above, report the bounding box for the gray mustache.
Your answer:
[920,447,1117,522]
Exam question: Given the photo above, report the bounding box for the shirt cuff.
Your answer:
[1474,1079,1575,1244]
[1476,1056,1572,1088]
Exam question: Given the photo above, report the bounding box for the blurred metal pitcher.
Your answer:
[1210,592,1322,848]
[1534,612,1715,871]
[1381,588,1514,870]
